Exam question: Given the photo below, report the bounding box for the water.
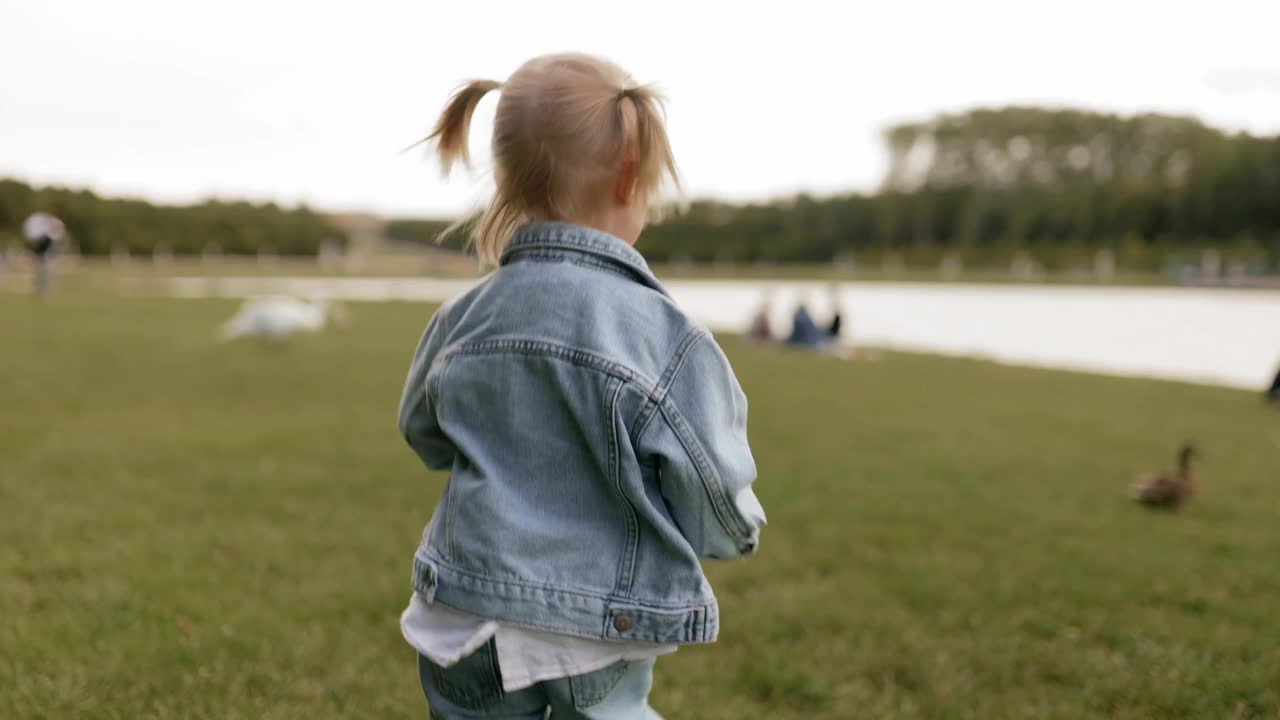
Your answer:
[170,276,1280,391]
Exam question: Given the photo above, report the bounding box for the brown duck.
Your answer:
[1132,443,1198,509]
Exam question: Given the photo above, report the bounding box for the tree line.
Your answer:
[0,179,348,257]
[6,107,1277,270]
[391,107,1280,272]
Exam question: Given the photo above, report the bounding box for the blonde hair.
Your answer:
[424,53,680,266]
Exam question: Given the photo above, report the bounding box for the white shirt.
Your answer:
[23,212,66,242]
[401,594,677,692]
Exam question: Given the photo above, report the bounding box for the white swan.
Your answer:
[220,295,346,342]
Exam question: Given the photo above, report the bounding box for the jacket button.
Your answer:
[612,614,633,632]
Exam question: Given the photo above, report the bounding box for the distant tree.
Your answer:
[0,179,348,256]
[628,108,1280,270]
[384,218,462,250]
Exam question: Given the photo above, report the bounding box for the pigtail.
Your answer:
[617,86,681,197]
[427,80,502,175]
[422,79,509,265]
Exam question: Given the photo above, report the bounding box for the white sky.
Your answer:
[2,0,1278,218]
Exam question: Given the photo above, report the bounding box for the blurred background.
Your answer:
[3,2,1279,718]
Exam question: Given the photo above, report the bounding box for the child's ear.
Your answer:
[613,158,638,207]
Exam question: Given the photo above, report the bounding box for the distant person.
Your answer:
[396,54,765,719]
[785,303,826,347]
[1267,364,1280,404]
[22,210,65,296]
[826,284,843,339]
[747,292,773,342]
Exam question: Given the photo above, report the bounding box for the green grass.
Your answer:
[2,292,1279,719]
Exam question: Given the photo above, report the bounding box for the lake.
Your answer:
[169,275,1280,391]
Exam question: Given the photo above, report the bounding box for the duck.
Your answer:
[1132,442,1198,509]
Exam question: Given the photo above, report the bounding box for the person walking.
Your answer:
[22,210,65,296]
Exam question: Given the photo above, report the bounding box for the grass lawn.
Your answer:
[2,292,1278,719]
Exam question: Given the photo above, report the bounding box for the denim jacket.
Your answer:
[398,221,763,645]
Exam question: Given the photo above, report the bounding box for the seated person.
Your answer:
[748,308,771,342]
[747,294,773,342]
[785,304,825,347]
[827,285,843,339]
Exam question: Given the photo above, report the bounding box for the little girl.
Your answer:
[397,53,765,719]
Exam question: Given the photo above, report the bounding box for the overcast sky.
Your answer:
[3,0,1278,218]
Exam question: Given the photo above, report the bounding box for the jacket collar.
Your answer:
[500,221,668,296]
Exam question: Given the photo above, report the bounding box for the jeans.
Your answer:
[417,641,663,719]
[34,255,49,296]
